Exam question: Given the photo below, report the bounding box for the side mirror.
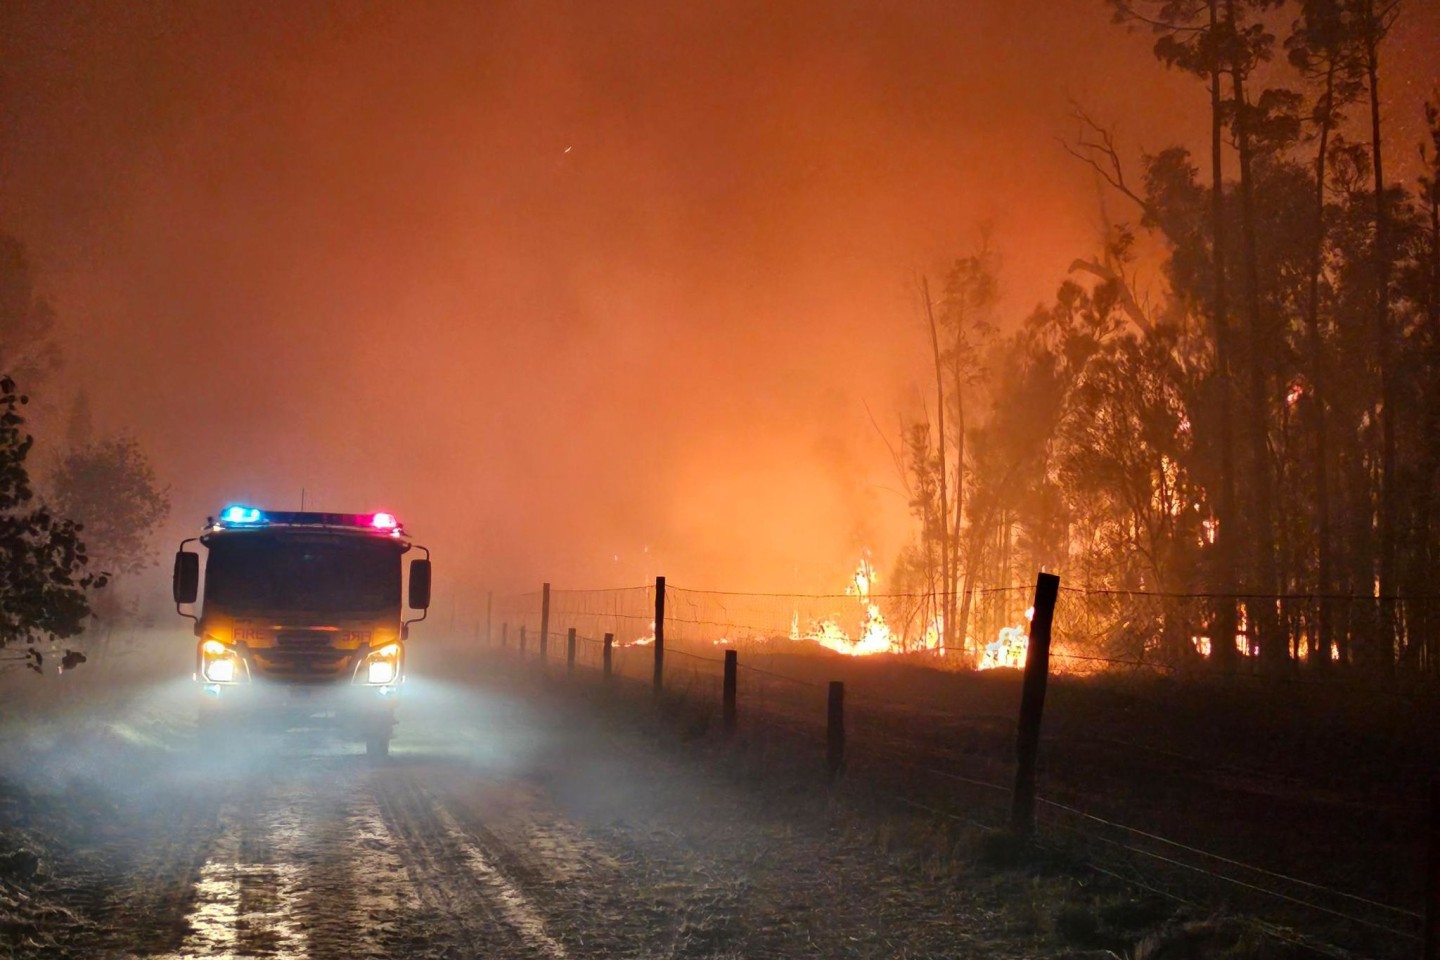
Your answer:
[408,558,432,610]
[173,551,199,605]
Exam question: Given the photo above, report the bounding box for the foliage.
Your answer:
[50,436,171,579]
[0,376,102,671]
[894,236,1003,655]
[900,6,1440,674]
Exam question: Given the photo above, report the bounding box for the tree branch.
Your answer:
[1059,106,1153,216]
[1111,1,1208,34]
[1068,258,1154,333]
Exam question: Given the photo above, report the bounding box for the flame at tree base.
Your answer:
[977,607,1034,670]
[797,601,897,657]
[791,554,903,656]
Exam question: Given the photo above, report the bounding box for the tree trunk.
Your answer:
[1365,0,1398,669]
[1226,0,1283,670]
[1428,168,1440,673]
[1208,0,1240,672]
[949,359,966,659]
[956,521,986,657]
[922,278,953,655]
[1414,138,1440,673]
[1304,58,1337,668]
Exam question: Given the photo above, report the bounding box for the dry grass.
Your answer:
[525,649,1421,959]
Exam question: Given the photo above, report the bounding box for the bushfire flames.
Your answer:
[978,607,1033,670]
[791,555,897,657]
[615,555,1037,663]
[786,555,1031,666]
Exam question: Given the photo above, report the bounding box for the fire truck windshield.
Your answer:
[203,533,402,615]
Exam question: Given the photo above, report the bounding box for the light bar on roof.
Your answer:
[214,507,404,533]
[220,504,264,525]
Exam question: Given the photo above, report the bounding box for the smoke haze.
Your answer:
[2,1,1435,611]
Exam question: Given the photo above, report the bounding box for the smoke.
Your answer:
[2,1,1435,609]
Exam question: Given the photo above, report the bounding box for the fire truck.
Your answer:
[172,505,431,758]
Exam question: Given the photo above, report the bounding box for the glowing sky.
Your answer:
[1,1,1435,615]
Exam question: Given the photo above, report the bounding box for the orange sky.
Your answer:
[1,1,1435,618]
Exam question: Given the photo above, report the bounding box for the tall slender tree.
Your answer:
[1359,0,1403,661]
[1109,0,1250,666]
[1286,0,1367,664]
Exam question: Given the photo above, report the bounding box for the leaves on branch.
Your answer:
[0,375,98,658]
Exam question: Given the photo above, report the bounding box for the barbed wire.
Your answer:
[1058,586,1440,602]
[1034,795,1422,923]
[482,632,1426,950]
[734,663,824,688]
[667,584,1030,600]
[1050,650,1175,669]
[495,580,1440,603]
[664,647,728,666]
[1044,816,1417,940]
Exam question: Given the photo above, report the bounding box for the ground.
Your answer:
[0,635,1410,959]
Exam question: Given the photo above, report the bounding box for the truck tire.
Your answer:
[365,734,390,760]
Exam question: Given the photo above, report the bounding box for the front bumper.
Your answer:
[197,678,399,734]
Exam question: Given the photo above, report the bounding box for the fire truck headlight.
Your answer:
[201,640,245,683]
[360,643,401,685]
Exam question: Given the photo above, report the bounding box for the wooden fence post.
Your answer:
[539,582,551,664]
[653,576,666,695]
[1426,778,1439,960]
[827,680,845,779]
[485,591,493,646]
[723,650,737,735]
[566,628,577,675]
[500,622,508,649]
[1010,572,1060,837]
[519,625,527,655]
[603,633,613,679]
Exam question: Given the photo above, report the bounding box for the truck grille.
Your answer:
[253,631,351,681]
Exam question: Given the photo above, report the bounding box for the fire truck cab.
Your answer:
[172,505,431,758]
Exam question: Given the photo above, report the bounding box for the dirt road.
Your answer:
[2,659,1041,960]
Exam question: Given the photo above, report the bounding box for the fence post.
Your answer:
[500,622,508,649]
[566,628,577,675]
[653,576,666,695]
[1010,572,1060,837]
[826,681,845,778]
[723,650,737,735]
[539,582,551,664]
[603,633,613,679]
[1426,779,1439,960]
[519,625,527,655]
[485,591,493,646]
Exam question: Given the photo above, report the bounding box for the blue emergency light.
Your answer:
[215,505,403,534]
[220,504,264,525]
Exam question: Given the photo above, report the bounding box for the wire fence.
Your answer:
[497,580,1440,681]
[485,576,1437,959]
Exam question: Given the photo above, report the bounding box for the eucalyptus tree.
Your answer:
[903,239,1001,656]
[1357,0,1404,654]
[1284,0,1368,662]
[1108,0,1254,667]
[0,377,102,672]
[50,436,170,582]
